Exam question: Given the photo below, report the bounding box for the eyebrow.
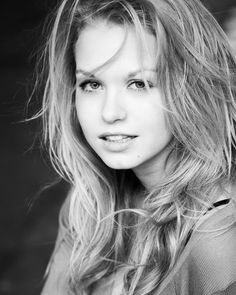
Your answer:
[76,68,156,78]
[76,69,95,77]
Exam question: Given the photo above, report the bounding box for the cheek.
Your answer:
[145,105,172,143]
[143,106,168,131]
[75,99,98,142]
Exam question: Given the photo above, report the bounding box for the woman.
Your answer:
[38,0,236,294]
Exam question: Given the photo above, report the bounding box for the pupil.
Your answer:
[137,81,144,88]
[91,82,98,89]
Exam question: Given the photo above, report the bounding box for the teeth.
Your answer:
[105,135,129,141]
[103,135,135,143]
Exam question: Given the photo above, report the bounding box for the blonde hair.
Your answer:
[37,0,236,294]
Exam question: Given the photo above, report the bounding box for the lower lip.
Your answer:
[100,137,137,152]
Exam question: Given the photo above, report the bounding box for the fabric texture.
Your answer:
[41,197,236,295]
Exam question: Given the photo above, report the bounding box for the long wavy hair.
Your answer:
[37,0,236,294]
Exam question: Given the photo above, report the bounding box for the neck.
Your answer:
[132,155,170,192]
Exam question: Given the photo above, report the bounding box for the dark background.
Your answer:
[0,1,236,294]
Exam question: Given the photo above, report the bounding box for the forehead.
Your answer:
[74,20,157,73]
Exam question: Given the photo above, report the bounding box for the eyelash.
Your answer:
[78,79,154,93]
[129,79,154,91]
[79,79,102,92]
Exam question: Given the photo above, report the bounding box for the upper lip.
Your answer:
[99,132,137,138]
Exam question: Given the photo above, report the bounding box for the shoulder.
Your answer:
[41,193,73,295]
[155,202,236,295]
[188,201,236,293]
[57,191,74,249]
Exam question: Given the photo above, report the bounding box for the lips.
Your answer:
[99,134,137,142]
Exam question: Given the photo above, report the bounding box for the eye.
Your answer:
[128,80,153,91]
[79,80,103,92]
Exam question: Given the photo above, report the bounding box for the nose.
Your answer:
[101,90,126,123]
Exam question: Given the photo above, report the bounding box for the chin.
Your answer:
[104,162,132,170]
[101,158,137,170]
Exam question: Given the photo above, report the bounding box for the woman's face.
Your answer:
[75,20,172,178]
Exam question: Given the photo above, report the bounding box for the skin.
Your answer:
[75,20,172,189]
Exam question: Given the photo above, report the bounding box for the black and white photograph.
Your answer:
[1,1,236,294]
